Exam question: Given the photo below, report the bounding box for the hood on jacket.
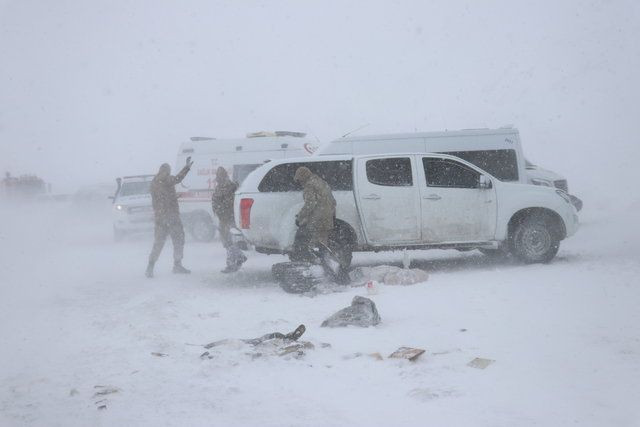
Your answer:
[216,166,230,183]
[157,163,171,178]
[294,166,313,183]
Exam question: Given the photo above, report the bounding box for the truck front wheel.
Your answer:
[509,214,560,263]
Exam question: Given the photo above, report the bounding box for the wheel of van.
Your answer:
[509,214,560,263]
[189,215,216,242]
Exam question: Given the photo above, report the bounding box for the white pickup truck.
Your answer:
[235,153,579,267]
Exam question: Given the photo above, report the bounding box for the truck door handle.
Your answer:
[362,193,381,200]
[423,194,442,200]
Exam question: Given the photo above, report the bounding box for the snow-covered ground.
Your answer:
[1,198,639,427]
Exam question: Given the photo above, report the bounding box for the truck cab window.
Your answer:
[366,158,413,186]
[259,160,353,192]
[423,158,480,188]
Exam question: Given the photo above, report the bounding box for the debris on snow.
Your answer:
[92,386,120,397]
[321,296,381,328]
[350,265,428,286]
[467,357,495,369]
[200,324,315,360]
[151,352,168,357]
[388,347,425,361]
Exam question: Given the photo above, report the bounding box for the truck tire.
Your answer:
[272,262,324,294]
[189,214,216,242]
[509,214,560,263]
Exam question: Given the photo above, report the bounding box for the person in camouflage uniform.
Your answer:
[145,157,193,278]
[292,166,336,258]
[211,167,247,273]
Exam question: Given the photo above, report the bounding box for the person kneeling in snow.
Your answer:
[212,167,247,273]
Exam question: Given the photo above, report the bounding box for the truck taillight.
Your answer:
[240,198,254,229]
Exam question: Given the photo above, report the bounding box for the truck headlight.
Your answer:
[556,190,572,204]
[531,178,554,187]
[115,204,124,211]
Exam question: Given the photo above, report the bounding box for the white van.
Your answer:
[175,131,318,241]
[315,127,582,210]
[111,175,154,241]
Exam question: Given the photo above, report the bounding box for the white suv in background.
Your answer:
[111,175,154,241]
[235,154,579,266]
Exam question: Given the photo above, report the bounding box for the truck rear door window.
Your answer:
[365,157,413,186]
[439,149,518,181]
[258,160,353,192]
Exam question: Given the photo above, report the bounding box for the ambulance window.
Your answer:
[233,164,261,184]
[439,149,518,181]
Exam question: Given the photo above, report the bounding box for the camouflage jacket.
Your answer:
[212,178,238,225]
[150,165,190,220]
[297,173,336,231]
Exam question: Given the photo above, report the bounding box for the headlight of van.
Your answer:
[555,190,572,204]
[531,178,554,187]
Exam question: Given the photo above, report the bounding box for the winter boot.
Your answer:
[221,263,240,274]
[172,261,191,274]
[145,262,154,278]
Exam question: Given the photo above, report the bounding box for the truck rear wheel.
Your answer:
[509,214,560,263]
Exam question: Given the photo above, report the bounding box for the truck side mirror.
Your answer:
[479,175,492,189]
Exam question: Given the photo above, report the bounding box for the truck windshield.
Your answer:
[119,181,151,196]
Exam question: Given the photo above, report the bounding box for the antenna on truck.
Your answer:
[341,123,370,138]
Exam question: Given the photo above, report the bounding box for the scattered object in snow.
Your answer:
[467,357,495,369]
[242,324,306,345]
[365,280,379,295]
[272,261,325,293]
[93,385,120,397]
[369,352,384,361]
[321,296,381,328]
[151,352,168,357]
[388,347,426,361]
[201,325,313,360]
[408,388,459,401]
[460,328,467,332]
[350,265,428,286]
[69,388,79,397]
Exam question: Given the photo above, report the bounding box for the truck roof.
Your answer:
[338,127,519,142]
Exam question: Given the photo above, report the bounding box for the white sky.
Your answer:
[1,0,638,194]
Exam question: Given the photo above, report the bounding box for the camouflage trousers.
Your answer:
[149,216,185,263]
[291,225,331,263]
[219,221,245,267]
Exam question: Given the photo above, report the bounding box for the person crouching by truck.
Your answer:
[212,167,247,273]
[292,166,336,259]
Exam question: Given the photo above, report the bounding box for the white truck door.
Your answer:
[418,156,497,242]
[355,156,421,244]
